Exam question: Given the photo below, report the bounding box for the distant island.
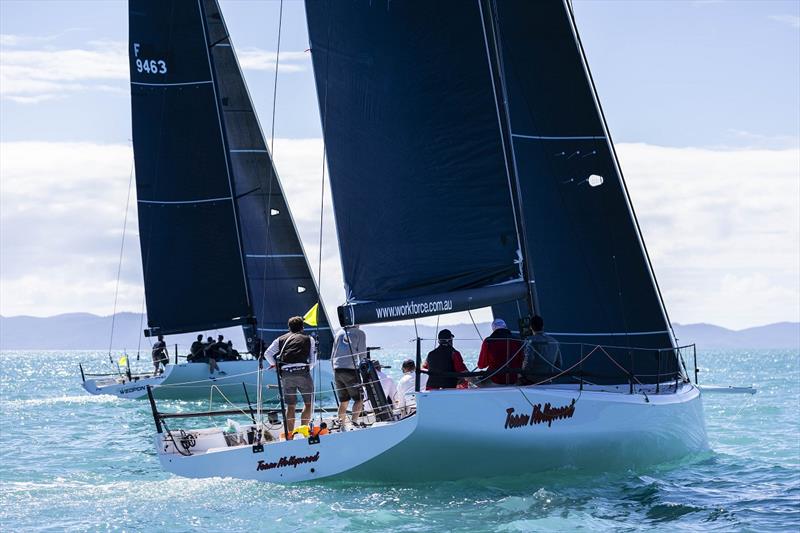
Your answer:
[0,313,797,351]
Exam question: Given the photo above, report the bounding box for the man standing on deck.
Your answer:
[331,325,366,429]
[477,318,524,386]
[264,316,316,437]
[151,335,169,374]
[422,329,469,389]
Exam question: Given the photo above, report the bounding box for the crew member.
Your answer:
[477,318,524,386]
[227,340,241,360]
[263,316,316,437]
[331,325,366,428]
[204,336,223,375]
[394,359,427,413]
[188,334,204,363]
[151,335,169,374]
[422,329,469,389]
[520,315,562,383]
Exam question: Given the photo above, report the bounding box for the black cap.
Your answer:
[438,329,454,340]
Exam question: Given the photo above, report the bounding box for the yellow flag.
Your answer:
[119,355,128,366]
[303,303,319,327]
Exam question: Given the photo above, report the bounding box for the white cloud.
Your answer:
[0,37,307,103]
[769,15,800,29]
[236,49,309,73]
[0,40,128,103]
[617,143,800,329]
[1,140,798,330]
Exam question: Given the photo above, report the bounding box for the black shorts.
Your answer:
[334,369,363,402]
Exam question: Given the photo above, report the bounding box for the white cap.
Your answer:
[491,318,507,331]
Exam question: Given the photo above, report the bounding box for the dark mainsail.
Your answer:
[306,0,680,383]
[306,0,528,326]
[130,0,333,354]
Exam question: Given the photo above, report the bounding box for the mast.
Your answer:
[477,0,539,324]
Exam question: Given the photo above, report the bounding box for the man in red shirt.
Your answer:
[477,318,524,386]
[422,329,469,389]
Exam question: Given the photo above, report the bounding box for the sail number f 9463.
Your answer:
[132,43,167,75]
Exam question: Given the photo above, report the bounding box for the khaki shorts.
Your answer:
[334,369,363,402]
[281,370,313,406]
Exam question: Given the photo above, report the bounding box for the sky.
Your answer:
[0,0,798,331]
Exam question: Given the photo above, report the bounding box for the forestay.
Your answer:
[306,0,528,326]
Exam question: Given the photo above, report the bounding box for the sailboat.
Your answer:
[148,0,708,482]
[81,0,335,401]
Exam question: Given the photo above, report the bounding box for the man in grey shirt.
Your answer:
[521,315,562,383]
[331,325,366,428]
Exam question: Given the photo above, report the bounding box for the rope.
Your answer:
[468,309,484,341]
[107,155,136,367]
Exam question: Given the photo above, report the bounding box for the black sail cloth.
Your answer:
[306,0,527,326]
[488,0,678,383]
[130,0,333,355]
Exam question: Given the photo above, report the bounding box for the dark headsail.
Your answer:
[486,0,677,381]
[130,0,333,354]
[306,0,528,326]
[201,0,333,355]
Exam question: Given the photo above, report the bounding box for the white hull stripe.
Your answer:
[138,196,232,205]
[549,330,670,337]
[512,134,606,141]
[131,80,213,87]
[246,254,305,258]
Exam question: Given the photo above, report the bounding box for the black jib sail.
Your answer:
[130,0,333,354]
[306,0,528,326]
[200,0,333,355]
[486,0,677,381]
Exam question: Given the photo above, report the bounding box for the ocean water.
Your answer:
[0,348,798,532]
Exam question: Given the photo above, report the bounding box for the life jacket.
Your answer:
[311,426,329,437]
[425,345,458,389]
[277,332,311,365]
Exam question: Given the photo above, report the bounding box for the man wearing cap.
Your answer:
[422,329,469,389]
[477,318,524,386]
[394,359,428,413]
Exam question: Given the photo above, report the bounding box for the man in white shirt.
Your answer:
[394,359,427,414]
[331,325,367,427]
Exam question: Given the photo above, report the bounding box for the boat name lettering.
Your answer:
[504,399,576,429]
[120,385,146,395]
[256,452,320,471]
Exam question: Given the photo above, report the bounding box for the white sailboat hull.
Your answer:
[155,382,706,482]
[82,360,335,402]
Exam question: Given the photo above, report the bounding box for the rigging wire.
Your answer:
[107,156,136,369]
[313,7,334,424]
[257,0,285,340]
